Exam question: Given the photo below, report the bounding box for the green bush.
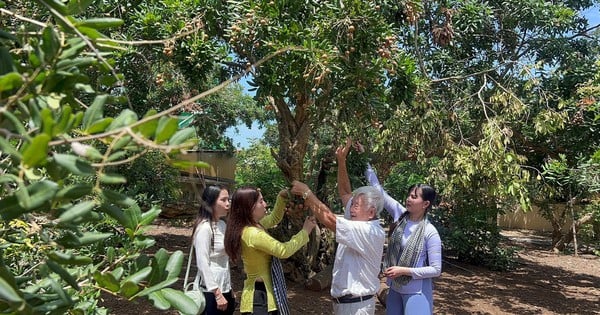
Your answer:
[439,207,517,271]
[0,2,204,313]
[114,150,182,209]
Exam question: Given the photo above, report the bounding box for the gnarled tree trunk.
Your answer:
[267,94,336,283]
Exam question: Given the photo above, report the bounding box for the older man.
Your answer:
[291,140,385,315]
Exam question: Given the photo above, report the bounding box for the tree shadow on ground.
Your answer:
[102,225,599,315]
[435,250,600,314]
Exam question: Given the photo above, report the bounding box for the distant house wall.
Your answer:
[498,204,577,232]
[178,150,236,180]
[176,150,237,205]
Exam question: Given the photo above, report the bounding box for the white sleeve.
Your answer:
[410,225,442,279]
[193,221,218,291]
[365,163,406,221]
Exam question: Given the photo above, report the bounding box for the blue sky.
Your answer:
[224,75,265,149]
[225,6,600,149]
[584,6,599,24]
[225,120,264,149]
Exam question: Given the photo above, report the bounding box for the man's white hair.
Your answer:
[352,186,384,216]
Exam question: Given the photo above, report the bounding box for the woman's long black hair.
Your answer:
[224,187,261,263]
[192,184,228,249]
[390,184,437,237]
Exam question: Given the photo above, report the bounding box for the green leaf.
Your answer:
[93,271,120,293]
[168,127,196,146]
[75,83,94,93]
[148,291,171,310]
[56,57,97,71]
[77,232,112,245]
[124,203,142,228]
[15,181,31,209]
[72,142,104,161]
[102,189,136,208]
[74,18,124,29]
[0,72,22,92]
[107,109,137,130]
[56,183,93,200]
[57,201,95,224]
[155,117,179,144]
[67,111,84,133]
[0,46,17,75]
[139,205,161,226]
[52,105,72,136]
[133,277,178,299]
[98,203,132,228]
[1,108,27,137]
[0,47,16,75]
[76,26,106,40]
[0,174,19,185]
[121,266,152,286]
[58,231,112,248]
[111,135,132,151]
[161,288,200,315]
[59,38,86,59]
[106,150,129,162]
[169,160,210,171]
[22,134,51,167]
[0,276,24,304]
[119,281,140,298]
[111,267,124,280]
[0,29,17,42]
[46,260,80,290]
[82,95,107,130]
[52,153,95,175]
[86,117,114,134]
[164,251,183,279]
[0,137,22,161]
[147,248,168,284]
[134,236,156,249]
[134,110,158,138]
[0,195,25,220]
[29,49,42,68]
[42,0,68,14]
[24,180,59,210]
[47,251,93,266]
[66,0,95,14]
[41,26,60,63]
[99,173,127,185]
[41,107,54,136]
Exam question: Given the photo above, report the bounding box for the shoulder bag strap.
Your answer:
[183,239,194,290]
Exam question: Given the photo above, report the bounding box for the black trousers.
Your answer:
[240,282,279,315]
[202,290,236,315]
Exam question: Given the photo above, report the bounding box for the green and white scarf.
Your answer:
[383,216,427,287]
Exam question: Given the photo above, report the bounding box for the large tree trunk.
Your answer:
[266,94,337,282]
[268,95,311,181]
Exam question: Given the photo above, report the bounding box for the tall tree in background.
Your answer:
[85,0,263,151]
[200,0,419,180]
[369,0,600,263]
[196,0,420,278]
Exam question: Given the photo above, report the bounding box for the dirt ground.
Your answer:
[103,221,600,315]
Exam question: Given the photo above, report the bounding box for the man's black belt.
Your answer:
[332,294,374,304]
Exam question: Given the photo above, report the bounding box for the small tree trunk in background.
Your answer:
[553,212,594,253]
[570,200,578,256]
[305,264,333,291]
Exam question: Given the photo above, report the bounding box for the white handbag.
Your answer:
[180,242,206,315]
